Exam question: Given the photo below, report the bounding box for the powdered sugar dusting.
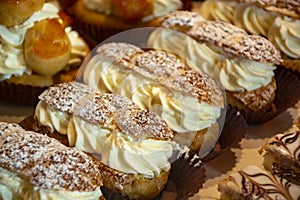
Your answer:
[164,71,224,107]
[96,42,144,65]
[114,108,174,140]
[38,82,94,114]
[0,124,103,191]
[160,10,205,33]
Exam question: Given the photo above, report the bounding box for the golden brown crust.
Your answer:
[189,128,208,153]
[226,78,277,112]
[99,162,170,200]
[0,0,44,26]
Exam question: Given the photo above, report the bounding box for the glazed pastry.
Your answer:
[33,81,187,199]
[61,0,191,44]
[259,131,300,185]
[0,0,44,26]
[197,0,300,73]
[149,12,281,117]
[0,2,90,105]
[218,165,300,200]
[0,122,104,200]
[81,42,225,156]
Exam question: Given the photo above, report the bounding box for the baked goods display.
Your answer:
[0,122,105,200]
[218,165,300,200]
[31,81,202,199]
[80,41,226,157]
[0,1,90,105]
[198,0,300,73]
[150,10,300,124]
[1,0,300,199]
[59,0,192,46]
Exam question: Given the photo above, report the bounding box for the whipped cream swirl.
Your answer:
[268,16,300,59]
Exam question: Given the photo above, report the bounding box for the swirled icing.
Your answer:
[200,0,237,23]
[219,58,275,92]
[233,3,279,36]
[268,16,300,59]
[67,116,174,178]
[147,29,275,92]
[34,101,70,135]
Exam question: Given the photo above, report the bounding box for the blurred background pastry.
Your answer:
[197,0,300,74]
[0,122,104,200]
[59,0,192,46]
[0,1,90,105]
[150,11,300,124]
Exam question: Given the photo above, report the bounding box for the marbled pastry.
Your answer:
[0,2,89,105]
[0,122,104,200]
[81,42,225,157]
[198,0,300,73]
[149,12,282,123]
[259,131,300,185]
[218,165,300,200]
[33,81,188,199]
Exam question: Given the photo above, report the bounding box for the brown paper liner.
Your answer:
[19,116,206,200]
[0,81,47,105]
[236,67,300,124]
[0,68,80,106]
[203,105,247,162]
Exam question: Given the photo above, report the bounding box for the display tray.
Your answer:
[1,100,299,199]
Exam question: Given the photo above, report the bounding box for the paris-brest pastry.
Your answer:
[0,122,104,200]
[81,42,225,156]
[33,81,192,199]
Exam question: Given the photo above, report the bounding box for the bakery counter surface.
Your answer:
[1,100,299,199]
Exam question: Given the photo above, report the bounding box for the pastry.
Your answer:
[60,0,191,45]
[0,0,44,27]
[197,0,300,73]
[0,2,90,105]
[149,11,284,123]
[0,122,104,200]
[33,81,188,199]
[259,131,300,185]
[81,42,225,157]
[218,165,300,200]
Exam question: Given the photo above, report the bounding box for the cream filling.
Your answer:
[68,116,174,178]
[0,167,29,200]
[0,167,103,200]
[82,0,182,22]
[233,3,279,36]
[268,16,300,59]
[0,3,89,80]
[35,101,70,135]
[148,29,223,80]
[83,54,221,133]
[200,0,237,23]
[34,103,175,178]
[219,58,275,92]
[147,29,275,92]
[24,186,103,200]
